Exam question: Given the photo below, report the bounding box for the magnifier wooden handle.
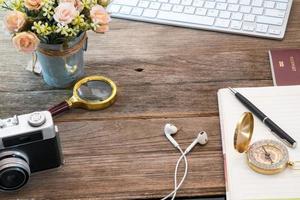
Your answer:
[48,101,70,117]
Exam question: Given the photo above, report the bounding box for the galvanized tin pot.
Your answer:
[36,33,88,88]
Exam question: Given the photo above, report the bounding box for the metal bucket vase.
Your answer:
[36,33,88,88]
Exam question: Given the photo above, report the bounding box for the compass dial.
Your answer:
[247,139,289,175]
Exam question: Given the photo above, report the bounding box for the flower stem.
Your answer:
[1,5,13,10]
[4,2,10,8]
[2,2,13,10]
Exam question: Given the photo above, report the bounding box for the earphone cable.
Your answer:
[171,147,188,200]
[161,146,188,200]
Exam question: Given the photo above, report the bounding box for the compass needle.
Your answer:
[262,146,274,164]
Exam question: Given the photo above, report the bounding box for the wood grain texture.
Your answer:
[0,117,225,200]
[0,1,300,198]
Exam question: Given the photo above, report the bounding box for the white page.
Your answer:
[218,86,300,200]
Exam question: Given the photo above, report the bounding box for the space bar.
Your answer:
[157,11,215,26]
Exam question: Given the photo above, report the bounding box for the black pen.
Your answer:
[228,87,297,149]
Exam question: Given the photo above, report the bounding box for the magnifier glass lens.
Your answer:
[77,80,113,101]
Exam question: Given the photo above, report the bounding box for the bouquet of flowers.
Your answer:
[0,0,111,53]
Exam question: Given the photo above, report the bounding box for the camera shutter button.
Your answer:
[0,120,5,128]
[28,112,46,127]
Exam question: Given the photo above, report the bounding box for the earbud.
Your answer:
[185,131,208,154]
[164,123,179,148]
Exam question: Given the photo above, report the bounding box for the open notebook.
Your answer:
[218,86,300,200]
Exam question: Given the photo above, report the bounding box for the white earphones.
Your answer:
[164,123,208,151]
[184,131,208,154]
[162,123,209,200]
[164,123,179,148]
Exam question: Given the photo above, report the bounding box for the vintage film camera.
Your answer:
[0,111,63,191]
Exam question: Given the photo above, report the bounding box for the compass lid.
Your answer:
[234,112,254,153]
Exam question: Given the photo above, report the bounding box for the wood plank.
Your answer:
[0,49,273,92]
[0,80,272,120]
[0,117,224,199]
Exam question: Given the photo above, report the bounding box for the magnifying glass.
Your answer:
[49,76,117,116]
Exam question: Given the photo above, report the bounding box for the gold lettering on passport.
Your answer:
[290,56,296,72]
[279,61,284,67]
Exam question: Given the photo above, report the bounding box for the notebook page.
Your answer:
[218,85,300,200]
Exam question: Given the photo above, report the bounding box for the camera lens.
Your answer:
[0,152,30,191]
[0,167,28,190]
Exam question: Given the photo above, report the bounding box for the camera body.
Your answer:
[0,111,62,191]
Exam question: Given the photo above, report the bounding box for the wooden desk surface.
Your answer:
[0,3,299,199]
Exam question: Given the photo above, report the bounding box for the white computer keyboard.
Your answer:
[107,0,293,39]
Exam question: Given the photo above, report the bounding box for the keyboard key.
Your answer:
[207,9,219,17]
[108,4,121,13]
[161,3,173,11]
[240,6,251,13]
[195,7,207,15]
[157,11,215,25]
[131,7,144,16]
[227,0,238,3]
[265,8,285,17]
[149,2,161,9]
[113,0,138,6]
[169,0,180,4]
[242,22,255,31]
[268,26,281,35]
[143,9,158,17]
[252,0,263,6]
[139,0,150,8]
[182,0,192,5]
[240,0,251,5]
[193,0,204,7]
[244,14,255,21]
[173,5,184,12]
[256,23,268,32]
[184,6,196,14]
[204,1,216,8]
[228,4,239,11]
[276,2,288,10]
[264,1,275,8]
[230,20,242,29]
[275,0,288,2]
[219,11,231,18]
[120,6,132,14]
[232,12,243,20]
[252,7,264,15]
[215,18,230,27]
[216,3,227,10]
[257,16,283,25]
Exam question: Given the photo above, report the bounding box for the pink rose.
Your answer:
[90,5,111,25]
[95,24,109,33]
[12,32,40,53]
[74,0,84,12]
[24,0,43,10]
[60,0,83,12]
[54,3,78,25]
[3,11,26,33]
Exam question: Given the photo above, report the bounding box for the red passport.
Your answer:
[269,49,300,86]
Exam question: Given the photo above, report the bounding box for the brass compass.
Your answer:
[234,112,299,175]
